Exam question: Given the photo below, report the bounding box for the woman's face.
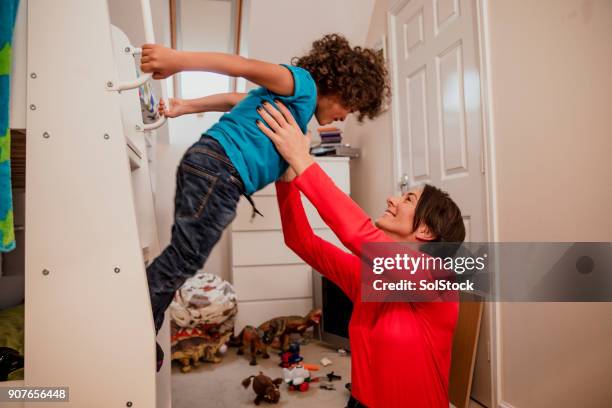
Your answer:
[375,187,433,242]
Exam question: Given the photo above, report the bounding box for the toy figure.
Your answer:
[242,372,283,405]
[258,309,322,351]
[230,323,283,366]
[282,364,313,392]
[278,342,303,368]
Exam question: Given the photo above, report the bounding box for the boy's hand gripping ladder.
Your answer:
[106,0,168,131]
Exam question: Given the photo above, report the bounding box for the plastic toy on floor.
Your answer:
[242,372,283,405]
[326,371,342,382]
[278,342,303,368]
[282,364,316,392]
[231,324,283,366]
[258,309,322,351]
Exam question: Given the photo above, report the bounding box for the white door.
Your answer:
[388,0,486,242]
[388,0,490,406]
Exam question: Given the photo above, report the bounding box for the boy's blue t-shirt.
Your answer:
[205,65,317,194]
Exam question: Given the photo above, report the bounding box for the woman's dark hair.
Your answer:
[413,184,466,257]
[292,33,390,122]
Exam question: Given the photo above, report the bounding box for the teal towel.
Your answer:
[0,0,20,252]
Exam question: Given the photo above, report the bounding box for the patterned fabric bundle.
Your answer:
[0,0,19,252]
[169,273,237,372]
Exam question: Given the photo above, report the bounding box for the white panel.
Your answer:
[316,158,351,194]
[437,42,468,178]
[233,264,312,301]
[406,67,430,181]
[402,8,424,59]
[235,298,313,334]
[26,1,156,407]
[434,0,460,36]
[9,0,27,129]
[233,195,329,231]
[232,229,346,266]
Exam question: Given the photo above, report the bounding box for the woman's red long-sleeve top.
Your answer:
[276,163,458,408]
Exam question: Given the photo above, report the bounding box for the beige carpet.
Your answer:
[171,341,352,408]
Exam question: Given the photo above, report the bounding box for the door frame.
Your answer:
[386,0,501,406]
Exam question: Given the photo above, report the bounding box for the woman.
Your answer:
[256,101,466,408]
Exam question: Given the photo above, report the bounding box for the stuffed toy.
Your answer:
[242,372,283,405]
[170,273,237,372]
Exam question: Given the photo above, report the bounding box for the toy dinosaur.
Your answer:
[242,372,283,405]
[230,324,284,366]
[258,309,322,351]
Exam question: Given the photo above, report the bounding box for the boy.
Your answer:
[140,34,389,370]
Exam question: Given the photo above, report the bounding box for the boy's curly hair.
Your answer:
[292,33,390,122]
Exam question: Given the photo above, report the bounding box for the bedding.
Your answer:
[0,303,24,380]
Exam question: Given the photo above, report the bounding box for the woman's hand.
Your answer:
[256,101,315,175]
[159,98,189,118]
[141,44,182,79]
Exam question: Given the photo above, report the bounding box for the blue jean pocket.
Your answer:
[176,162,219,219]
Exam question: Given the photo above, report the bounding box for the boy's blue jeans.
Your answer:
[146,136,244,333]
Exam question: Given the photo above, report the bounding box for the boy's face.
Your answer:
[315,95,353,125]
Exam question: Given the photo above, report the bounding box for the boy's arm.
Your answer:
[141,45,295,96]
[161,92,247,118]
[185,92,247,113]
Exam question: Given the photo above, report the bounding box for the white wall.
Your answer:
[482,0,612,407]
[343,0,395,220]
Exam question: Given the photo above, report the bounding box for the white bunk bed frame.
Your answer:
[6,0,171,406]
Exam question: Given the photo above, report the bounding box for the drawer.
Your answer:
[232,264,312,301]
[232,195,327,231]
[235,298,313,334]
[252,158,350,197]
[316,158,351,194]
[232,229,346,266]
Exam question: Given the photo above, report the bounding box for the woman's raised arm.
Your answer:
[276,179,360,302]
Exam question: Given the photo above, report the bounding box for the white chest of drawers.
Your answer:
[230,157,350,332]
